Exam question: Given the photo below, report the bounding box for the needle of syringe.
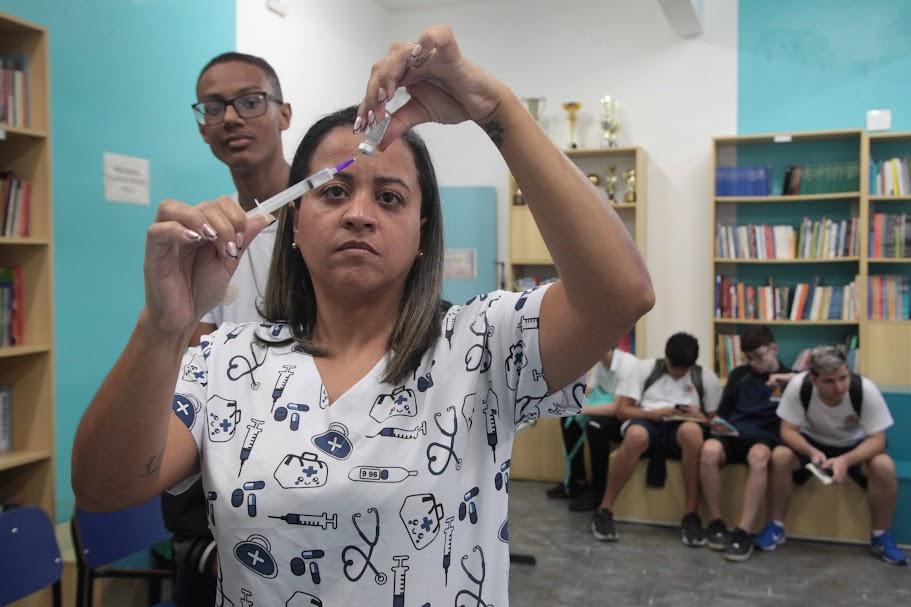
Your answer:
[246,157,356,219]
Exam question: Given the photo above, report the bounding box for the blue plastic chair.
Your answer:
[71,496,175,607]
[0,505,63,606]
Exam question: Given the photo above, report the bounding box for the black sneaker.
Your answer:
[706,518,729,551]
[546,481,586,499]
[591,508,619,541]
[681,512,707,547]
[723,527,754,562]
[568,489,602,512]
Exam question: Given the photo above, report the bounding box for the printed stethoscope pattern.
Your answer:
[455,545,492,607]
[427,405,462,475]
[227,341,268,390]
[343,508,388,584]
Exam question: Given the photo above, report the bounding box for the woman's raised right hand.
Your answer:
[142,196,273,335]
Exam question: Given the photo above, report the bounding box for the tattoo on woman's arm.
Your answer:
[482,120,504,149]
[140,451,163,478]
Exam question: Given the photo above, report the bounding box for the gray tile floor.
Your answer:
[507,480,909,607]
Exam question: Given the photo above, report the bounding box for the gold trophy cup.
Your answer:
[622,169,637,203]
[562,101,582,149]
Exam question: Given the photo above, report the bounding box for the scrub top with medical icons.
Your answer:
[169,284,583,607]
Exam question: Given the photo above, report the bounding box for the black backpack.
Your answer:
[643,358,705,411]
[799,372,863,416]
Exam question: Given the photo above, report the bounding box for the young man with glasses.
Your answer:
[758,346,908,566]
[698,325,793,562]
[163,52,292,606]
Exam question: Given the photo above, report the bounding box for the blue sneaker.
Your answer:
[754,521,786,551]
[871,532,909,565]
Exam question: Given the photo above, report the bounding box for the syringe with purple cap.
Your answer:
[246,158,356,219]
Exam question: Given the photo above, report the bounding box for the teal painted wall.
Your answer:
[739,0,911,133]
[740,0,911,542]
[440,186,498,305]
[0,0,235,521]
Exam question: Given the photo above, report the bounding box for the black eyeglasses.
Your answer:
[191,91,283,125]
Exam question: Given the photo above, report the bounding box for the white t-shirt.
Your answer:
[615,357,722,413]
[776,371,894,447]
[589,349,639,395]
[169,285,583,607]
[201,194,277,326]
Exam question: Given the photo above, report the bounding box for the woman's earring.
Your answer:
[291,242,299,250]
[417,251,424,258]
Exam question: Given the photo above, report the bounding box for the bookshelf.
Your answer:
[712,129,911,386]
[509,146,647,481]
[0,11,55,523]
[862,131,911,385]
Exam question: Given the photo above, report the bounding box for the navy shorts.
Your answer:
[791,434,867,490]
[625,419,689,460]
[714,436,777,465]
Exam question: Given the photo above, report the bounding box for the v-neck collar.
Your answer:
[306,352,388,407]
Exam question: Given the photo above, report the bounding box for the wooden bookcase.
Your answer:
[509,146,647,481]
[711,129,910,387]
[0,12,55,520]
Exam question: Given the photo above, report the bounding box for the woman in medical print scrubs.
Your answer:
[73,25,654,606]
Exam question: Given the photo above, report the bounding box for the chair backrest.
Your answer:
[0,506,63,604]
[73,496,172,568]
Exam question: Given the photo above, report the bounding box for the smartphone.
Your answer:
[674,404,689,412]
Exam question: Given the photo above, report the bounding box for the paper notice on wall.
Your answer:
[444,248,477,280]
[104,152,150,205]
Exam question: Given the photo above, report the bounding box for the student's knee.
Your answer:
[700,439,725,468]
[771,445,796,469]
[747,443,771,470]
[677,422,704,448]
[623,425,650,453]
[866,453,896,483]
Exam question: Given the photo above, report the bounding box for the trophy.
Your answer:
[586,173,601,188]
[521,97,546,123]
[622,169,637,203]
[604,165,619,202]
[561,101,582,149]
[600,95,621,148]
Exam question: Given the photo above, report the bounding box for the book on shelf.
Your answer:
[715,165,772,196]
[869,213,910,259]
[716,333,745,377]
[714,275,858,321]
[867,275,911,320]
[791,334,858,372]
[869,158,911,196]
[0,173,31,237]
[716,218,859,260]
[0,268,24,346]
[0,385,10,454]
[0,54,28,128]
[782,161,859,195]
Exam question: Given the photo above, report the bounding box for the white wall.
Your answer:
[236,0,738,364]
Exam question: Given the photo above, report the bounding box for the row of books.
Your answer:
[714,275,859,321]
[0,174,30,237]
[716,333,746,378]
[868,275,910,320]
[715,217,860,259]
[791,336,859,372]
[782,162,859,195]
[869,213,910,259]
[0,55,28,128]
[715,166,772,196]
[616,330,636,355]
[869,157,911,196]
[0,268,24,346]
[0,385,9,453]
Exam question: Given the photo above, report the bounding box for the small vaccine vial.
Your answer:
[358,112,392,156]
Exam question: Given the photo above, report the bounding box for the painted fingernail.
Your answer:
[368,110,375,125]
[185,229,202,242]
[378,87,387,103]
[353,115,363,132]
[411,43,422,58]
[201,223,217,239]
[235,232,244,250]
[226,241,238,258]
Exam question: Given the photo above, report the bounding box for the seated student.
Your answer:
[757,346,908,566]
[699,325,793,562]
[592,332,722,545]
[546,346,639,511]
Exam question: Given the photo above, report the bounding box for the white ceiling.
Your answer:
[373,0,501,12]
